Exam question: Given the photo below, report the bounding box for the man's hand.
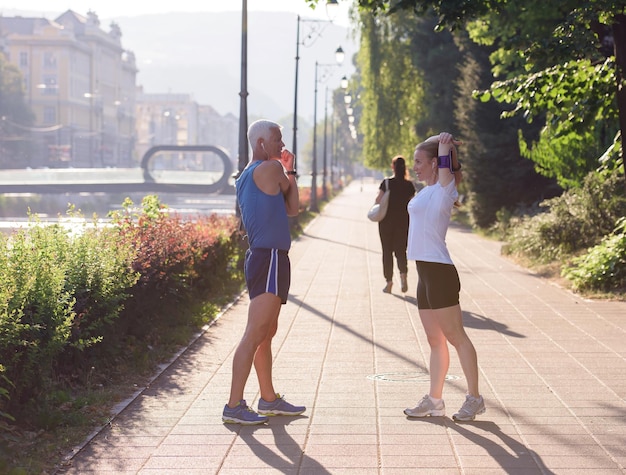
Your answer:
[279,149,295,173]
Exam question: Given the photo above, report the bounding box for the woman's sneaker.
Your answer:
[404,394,445,417]
[452,394,485,422]
[222,399,268,425]
[258,394,305,416]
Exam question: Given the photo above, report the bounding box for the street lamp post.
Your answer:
[322,87,329,200]
[311,61,320,212]
[292,1,340,172]
[114,100,124,165]
[321,75,346,200]
[237,0,249,177]
[292,15,302,167]
[37,82,62,162]
[84,92,97,167]
[330,101,336,189]
[235,0,249,217]
[311,47,344,212]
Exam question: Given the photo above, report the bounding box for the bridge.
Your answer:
[0,145,234,195]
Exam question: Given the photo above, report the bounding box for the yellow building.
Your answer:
[135,90,199,163]
[135,90,238,174]
[0,10,137,167]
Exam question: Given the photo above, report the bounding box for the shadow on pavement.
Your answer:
[407,416,556,474]
[225,416,331,474]
[462,311,526,338]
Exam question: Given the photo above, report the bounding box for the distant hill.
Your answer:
[114,11,357,121]
[3,8,357,121]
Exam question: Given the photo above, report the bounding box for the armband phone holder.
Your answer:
[437,150,453,172]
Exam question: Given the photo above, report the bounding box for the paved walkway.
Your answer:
[60,179,626,474]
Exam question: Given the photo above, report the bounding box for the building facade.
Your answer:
[1,10,137,168]
[135,91,238,172]
[1,9,239,171]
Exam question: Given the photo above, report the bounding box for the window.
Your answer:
[40,77,59,95]
[43,52,57,69]
[19,52,28,68]
[43,106,56,124]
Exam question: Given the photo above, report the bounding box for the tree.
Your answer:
[332,78,363,179]
[454,30,558,226]
[308,0,626,192]
[468,1,622,189]
[356,11,422,169]
[338,3,557,225]
[0,54,34,168]
[405,12,460,137]
[355,8,466,169]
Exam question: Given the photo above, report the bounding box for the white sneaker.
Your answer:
[452,394,485,422]
[404,394,445,417]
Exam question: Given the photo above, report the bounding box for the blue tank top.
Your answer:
[236,160,291,250]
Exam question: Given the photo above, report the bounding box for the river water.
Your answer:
[0,192,238,235]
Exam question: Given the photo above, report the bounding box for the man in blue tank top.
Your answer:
[222,119,304,425]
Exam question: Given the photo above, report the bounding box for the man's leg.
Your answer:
[227,292,281,407]
[253,294,281,402]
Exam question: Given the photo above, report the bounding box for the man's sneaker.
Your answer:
[452,394,486,422]
[222,399,268,425]
[404,394,445,417]
[258,394,306,416]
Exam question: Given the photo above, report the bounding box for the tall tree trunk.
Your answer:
[613,14,626,194]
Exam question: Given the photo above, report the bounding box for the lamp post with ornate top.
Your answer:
[310,46,344,212]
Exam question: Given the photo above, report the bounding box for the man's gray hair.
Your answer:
[248,119,281,148]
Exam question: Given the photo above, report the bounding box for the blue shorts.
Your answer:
[245,248,291,304]
[415,261,460,310]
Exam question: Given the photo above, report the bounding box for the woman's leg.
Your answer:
[379,224,394,283]
[393,226,409,276]
[394,227,409,291]
[436,304,480,397]
[418,308,449,399]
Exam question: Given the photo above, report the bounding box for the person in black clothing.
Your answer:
[374,155,416,293]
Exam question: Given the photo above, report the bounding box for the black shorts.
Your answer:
[415,261,460,310]
[245,248,291,304]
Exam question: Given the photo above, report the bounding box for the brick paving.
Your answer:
[59,179,626,474]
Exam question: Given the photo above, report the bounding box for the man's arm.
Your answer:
[278,150,299,217]
[253,151,299,217]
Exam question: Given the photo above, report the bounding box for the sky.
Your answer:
[3,0,358,143]
[2,0,354,27]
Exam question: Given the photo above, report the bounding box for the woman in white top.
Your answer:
[404,132,485,422]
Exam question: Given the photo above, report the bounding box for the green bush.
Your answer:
[0,224,76,405]
[562,217,626,292]
[63,226,138,352]
[0,195,245,436]
[0,371,14,432]
[0,217,138,413]
[502,172,626,263]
